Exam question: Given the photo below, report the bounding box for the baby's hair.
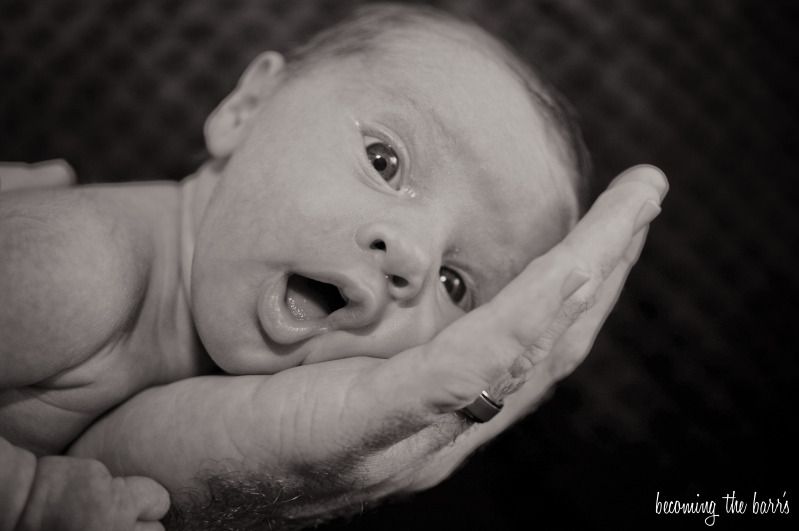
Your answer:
[284,3,592,218]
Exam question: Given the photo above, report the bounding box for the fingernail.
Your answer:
[651,167,669,201]
[638,165,669,200]
[561,269,591,298]
[633,199,662,234]
[610,165,669,201]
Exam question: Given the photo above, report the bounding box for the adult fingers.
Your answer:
[435,232,654,444]
[394,165,667,411]
[482,227,649,434]
[123,476,171,521]
[554,164,665,281]
[400,227,652,491]
[345,167,666,456]
[491,165,666,378]
[0,159,75,192]
[546,224,650,382]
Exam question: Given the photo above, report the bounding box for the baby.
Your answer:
[0,4,612,530]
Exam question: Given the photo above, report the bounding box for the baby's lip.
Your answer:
[257,269,381,345]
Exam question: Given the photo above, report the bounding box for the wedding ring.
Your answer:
[461,390,503,423]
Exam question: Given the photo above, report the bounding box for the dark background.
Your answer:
[1,0,797,528]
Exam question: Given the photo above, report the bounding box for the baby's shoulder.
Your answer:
[0,185,158,388]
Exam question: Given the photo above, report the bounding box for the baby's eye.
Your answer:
[439,266,467,306]
[365,141,400,187]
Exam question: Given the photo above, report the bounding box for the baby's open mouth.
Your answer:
[284,274,348,321]
[259,270,378,346]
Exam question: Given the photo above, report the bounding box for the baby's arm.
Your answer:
[0,180,167,530]
[0,185,148,391]
[70,167,667,529]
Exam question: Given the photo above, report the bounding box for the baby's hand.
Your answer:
[17,455,169,531]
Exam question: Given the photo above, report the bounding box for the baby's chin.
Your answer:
[204,332,311,375]
[204,319,430,376]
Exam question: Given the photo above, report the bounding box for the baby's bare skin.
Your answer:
[0,182,206,454]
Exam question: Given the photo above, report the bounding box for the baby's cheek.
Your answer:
[193,273,281,374]
[370,302,463,358]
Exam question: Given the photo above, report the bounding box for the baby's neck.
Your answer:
[172,161,223,374]
[178,160,220,309]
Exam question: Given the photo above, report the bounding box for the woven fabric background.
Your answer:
[1,0,797,528]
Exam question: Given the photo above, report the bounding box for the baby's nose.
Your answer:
[356,222,432,303]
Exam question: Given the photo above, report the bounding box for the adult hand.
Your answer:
[70,165,667,529]
[0,160,75,192]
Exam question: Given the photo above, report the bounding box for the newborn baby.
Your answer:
[0,4,612,529]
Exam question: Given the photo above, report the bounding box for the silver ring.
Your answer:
[461,390,503,423]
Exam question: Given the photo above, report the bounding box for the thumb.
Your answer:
[122,475,171,521]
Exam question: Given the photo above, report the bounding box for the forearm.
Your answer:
[68,375,276,492]
[68,368,379,529]
[67,349,546,518]
[0,437,36,531]
[65,336,572,529]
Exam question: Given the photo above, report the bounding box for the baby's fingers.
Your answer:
[122,476,170,522]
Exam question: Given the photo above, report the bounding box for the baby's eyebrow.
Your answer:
[387,90,462,152]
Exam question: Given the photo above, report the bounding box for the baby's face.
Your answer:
[192,33,576,373]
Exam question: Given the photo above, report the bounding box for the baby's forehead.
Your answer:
[365,25,519,90]
[362,16,510,69]
[297,14,572,187]
[357,38,568,200]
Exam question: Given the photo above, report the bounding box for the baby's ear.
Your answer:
[204,51,286,158]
